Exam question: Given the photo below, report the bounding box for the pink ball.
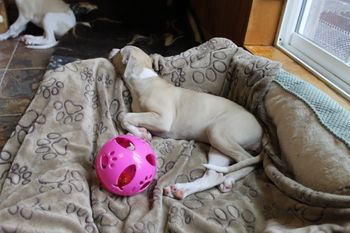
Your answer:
[95,134,157,196]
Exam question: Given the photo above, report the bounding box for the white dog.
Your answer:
[0,0,76,49]
[109,46,263,199]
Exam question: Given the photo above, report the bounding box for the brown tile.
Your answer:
[0,69,44,115]
[0,39,18,69]
[0,69,4,86]
[9,42,54,69]
[0,115,21,151]
[0,98,31,115]
[0,69,45,99]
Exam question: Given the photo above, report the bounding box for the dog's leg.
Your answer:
[0,15,29,40]
[21,14,57,48]
[206,125,255,163]
[219,166,256,192]
[118,113,152,141]
[163,147,230,199]
[23,11,75,49]
[119,112,171,140]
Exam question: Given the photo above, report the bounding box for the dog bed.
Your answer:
[0,38,349,233]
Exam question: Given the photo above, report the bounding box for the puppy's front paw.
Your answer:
[138,127,152,142]
[118,112,128,129]
[109,48,120,60]
[151,54,164,72]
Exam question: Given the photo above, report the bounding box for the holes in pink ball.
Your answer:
[115,137,135,151]
[109,151,115,156]
[101,154,109,169]
[146,154,156,166]
[140,181,151,190]
[117,164,136,189]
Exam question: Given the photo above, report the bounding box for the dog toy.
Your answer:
[95,134,157,196]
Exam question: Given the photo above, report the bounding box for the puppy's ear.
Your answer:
[110,50,125,76]
[122,51,130,65]
[109,48,120,59]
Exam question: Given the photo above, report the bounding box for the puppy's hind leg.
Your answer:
[206,124,255,163]
[219,166,256,193]
[24,11,76,49]
[22,14,57,48]
[163,147,230,199]
[203,124,261,192]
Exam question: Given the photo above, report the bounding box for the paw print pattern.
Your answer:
[100,99,121,122]
[92,122,108,145]
[91,186,129,228]
[84,84,96,97]
[94,122,108,135]
[0,150,13,179]
[189,51,226,85]
[169,206,193,227]
[36,77,64,99]
[11,110,46,144]
[35,133,69,160]
[156,140,175,155]
[207,205,256,233]
[122,89,132,107]
[171,70,186,87]
[66,203,97,233]
[6,163,32,185]
[80,67,94,85]
[97,72,112,88]
[54,100,84,124]
[108,99,121,118]
[8,198,51,220]
[83,85,99,109]
[39,170,84,194]
[129,221,156,233]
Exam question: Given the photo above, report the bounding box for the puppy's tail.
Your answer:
[26,41,59,49]
[203,154,263,173]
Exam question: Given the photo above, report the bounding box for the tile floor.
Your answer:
[0,39,54,150]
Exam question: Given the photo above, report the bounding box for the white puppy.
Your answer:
[109,46,263,199]
[0,0,76,49]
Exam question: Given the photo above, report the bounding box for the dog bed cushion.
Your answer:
[0,38,349,233]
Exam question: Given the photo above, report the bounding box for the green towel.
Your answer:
[275,70,350,147]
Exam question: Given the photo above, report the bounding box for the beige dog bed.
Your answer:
[0,38,349,233]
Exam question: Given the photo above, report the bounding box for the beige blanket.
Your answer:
[0,38,349,233]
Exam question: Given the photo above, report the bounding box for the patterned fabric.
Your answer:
[0,38,349,233]
[275,70,350,147]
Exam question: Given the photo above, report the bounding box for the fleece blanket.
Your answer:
[0,38,349,233]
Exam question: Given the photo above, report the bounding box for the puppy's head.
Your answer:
[109,46,154,79]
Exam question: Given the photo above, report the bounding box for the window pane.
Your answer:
[298,0,350,64]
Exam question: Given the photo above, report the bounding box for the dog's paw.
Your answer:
[109,48,120,59]
[20,35,44,45]
[218,175,236,193]
[151,54,164,72]
[20,35,34,45]
[118,112,127,128]
[138,127,152,142]
[163,184,186,200]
